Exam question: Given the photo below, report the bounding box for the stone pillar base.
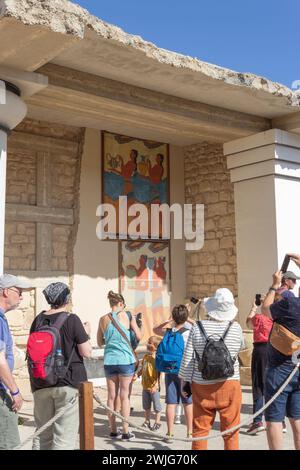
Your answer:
[240,366,252,386]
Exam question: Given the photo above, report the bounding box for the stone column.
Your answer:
[0,81,27,274]
[224,129,300,324]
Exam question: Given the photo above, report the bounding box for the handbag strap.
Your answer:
[108,312,139,365]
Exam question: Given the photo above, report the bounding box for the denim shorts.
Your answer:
[142,390,162,412]
[165,373,192,405]
[104,363,135,378]
[264,364,300,422]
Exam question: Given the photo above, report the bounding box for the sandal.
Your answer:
[151,423,161,431]
[142,421,151,429]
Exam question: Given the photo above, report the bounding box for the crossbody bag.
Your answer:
[108,313,139,371]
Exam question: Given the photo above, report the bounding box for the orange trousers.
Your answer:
[191,380,242,450]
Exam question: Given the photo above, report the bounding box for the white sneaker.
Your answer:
[174,415,181,424]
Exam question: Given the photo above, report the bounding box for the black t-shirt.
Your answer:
[30,311,89,392]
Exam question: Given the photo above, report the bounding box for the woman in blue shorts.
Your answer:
[97,291,143,441]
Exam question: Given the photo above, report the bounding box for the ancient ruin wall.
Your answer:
[4,118,85,394]
[184,142,238,301]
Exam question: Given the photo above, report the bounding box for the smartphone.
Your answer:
[281,255,291,274]
[136,312,142,328]
[190,297,200,304]
[255,294,261,306]
[182,382,192,398]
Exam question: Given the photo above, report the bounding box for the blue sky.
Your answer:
[75,0,299,88]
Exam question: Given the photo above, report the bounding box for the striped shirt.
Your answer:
[178,320,245,384]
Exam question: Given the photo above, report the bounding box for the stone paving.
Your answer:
[17,383,295,451]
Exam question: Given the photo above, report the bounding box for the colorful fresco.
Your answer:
[119,241,170,343]
[103,132,169,237]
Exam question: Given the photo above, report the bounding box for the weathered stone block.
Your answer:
[214,274,227,285]
[14,335,29,347]
[207,202,228,218]
[220,237,234,249]
[239,348,252,367]
[7,310,24,328]
[219,265,232,274]
[203,239,219,252]
[240,366,252,386]
[243,330,254,349]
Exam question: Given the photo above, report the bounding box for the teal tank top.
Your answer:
[103,312,135,366]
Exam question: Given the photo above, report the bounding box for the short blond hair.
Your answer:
[147,335,161,352]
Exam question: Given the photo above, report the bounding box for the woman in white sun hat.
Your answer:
[178,288,245,450]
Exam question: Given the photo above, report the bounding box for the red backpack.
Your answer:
[27,312,74,388]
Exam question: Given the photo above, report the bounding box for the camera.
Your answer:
[190,297,200,305]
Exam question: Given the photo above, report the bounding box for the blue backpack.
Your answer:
[155,327,188,374]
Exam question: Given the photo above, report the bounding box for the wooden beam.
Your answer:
[36,223,52,271]
[27,64,271,143]
[7,130,79,154]
[79,382,95,451]
[36,151,51,207]
[5,203,74,225]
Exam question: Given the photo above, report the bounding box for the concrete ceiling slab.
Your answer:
[0,0,299,121]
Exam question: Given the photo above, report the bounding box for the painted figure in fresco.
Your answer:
[151,256,167,321]
[104,147,167,204]
[104,149,138,201]
[119,149,138,179]
[137,155,150,177]
[148,153,164,184]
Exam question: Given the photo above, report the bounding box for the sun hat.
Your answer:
[203,288,238,322]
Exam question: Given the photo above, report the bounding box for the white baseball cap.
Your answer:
[0,273,33,290]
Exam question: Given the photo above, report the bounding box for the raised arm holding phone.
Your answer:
[261,253,300,450]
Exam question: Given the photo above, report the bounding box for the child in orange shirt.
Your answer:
[138,336,162,431]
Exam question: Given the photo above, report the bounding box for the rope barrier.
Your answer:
[93,361,300,443]
[15,394,78,450]
[14,360,300,448]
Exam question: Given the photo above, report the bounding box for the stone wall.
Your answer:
[184,142,238,301]
[4,118,85,394]
[184,143,253,383]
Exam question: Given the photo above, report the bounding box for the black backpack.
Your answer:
[195,321,236,381]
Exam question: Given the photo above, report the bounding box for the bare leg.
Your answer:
[289,418,300,449]
[155,411,161,424]
[106,376,119,433]
[266,422,283,450]
[166,404,176,435]
[145,409,151,423]
[119,375,134,435]
[183,403,193,435]
[115,394,121,413]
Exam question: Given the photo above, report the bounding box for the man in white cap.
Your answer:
[0,273,33,449]
[281,271,300,294]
